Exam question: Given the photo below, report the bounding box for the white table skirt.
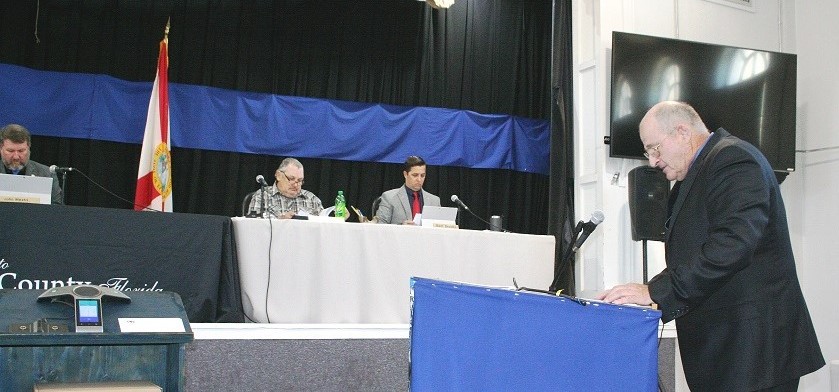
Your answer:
[233,217,555,323]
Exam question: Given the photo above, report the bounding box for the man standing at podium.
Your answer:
[375,155,440,224]
[1,123,64,204]
[597,101,823,391]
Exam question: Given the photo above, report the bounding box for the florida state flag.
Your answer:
[135,22,172,212]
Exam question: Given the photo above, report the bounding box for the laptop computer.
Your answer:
[0,173,53,204]
[421,205,458,228]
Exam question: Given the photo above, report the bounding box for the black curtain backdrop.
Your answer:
[1,0,574,290]
[548,0,576,294]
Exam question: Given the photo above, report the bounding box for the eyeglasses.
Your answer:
[279,171,304,185]
[643,133,672,159]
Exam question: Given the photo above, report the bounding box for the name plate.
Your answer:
[422,219,458,229]
[0,194,46,204]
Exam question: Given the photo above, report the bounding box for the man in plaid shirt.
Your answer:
[248,157,323,218]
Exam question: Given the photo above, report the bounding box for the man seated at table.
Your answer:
[1,123,64,204]
[248,157,323,218]
[375,155,440,224]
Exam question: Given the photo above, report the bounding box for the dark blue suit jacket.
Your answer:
[648,129,823,390]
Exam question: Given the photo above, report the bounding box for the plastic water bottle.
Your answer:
[335,190,348,219]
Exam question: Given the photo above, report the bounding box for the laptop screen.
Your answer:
[0,173,53,204]
[421,205,458,222]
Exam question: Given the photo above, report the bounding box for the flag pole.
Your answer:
[134,20,173,212]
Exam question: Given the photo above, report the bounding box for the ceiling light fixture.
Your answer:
[426,0,455,9]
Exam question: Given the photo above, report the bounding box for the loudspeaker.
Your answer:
[628,167,670,241]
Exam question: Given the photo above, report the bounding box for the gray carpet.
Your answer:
[183,337,676,391]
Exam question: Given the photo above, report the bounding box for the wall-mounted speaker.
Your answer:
[628,167,670,241]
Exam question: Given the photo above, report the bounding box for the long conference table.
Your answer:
[1,203,243,323]
[232,217,556,324]
[1,202,554,325]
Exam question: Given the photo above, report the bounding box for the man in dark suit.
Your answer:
[375,155,441,224]
[1,123,64,204]
[598,101,823,391]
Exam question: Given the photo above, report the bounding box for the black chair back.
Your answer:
[241,190,257,217]
[371,196,382,219]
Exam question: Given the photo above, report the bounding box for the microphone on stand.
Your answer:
[253,175,271,218]
[49,165,74,174]
[255,174,269,187]
[49,165,74,204]
[450,194,470,211]
[450,194,508,232]
[571,210,605,251]
[549,210,605,293]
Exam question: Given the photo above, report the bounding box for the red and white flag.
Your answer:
[135,23,172,212]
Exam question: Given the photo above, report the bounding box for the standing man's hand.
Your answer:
[596,283,654,306]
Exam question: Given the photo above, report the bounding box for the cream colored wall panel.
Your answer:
[627,0,676,37]
[796,0,839,151]
[677,0,781,50]
[798,148,839,391]
[576,65,599,177]
[576,0,597,63]
[575,182,602,293]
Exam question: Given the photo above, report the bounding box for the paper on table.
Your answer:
[118,317,186,333]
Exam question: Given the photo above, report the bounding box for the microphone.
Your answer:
[255,174,269,187]
[49,165,74,174]
[571,210,605,251]
[450,194,509,232]
[450,194,470,211]
[253,174,270,218]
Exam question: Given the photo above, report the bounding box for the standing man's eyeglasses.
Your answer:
[643,132,673,159]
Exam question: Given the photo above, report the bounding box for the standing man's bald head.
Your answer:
[638,101,711,181]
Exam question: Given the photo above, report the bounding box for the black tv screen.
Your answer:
[608,32,797,173]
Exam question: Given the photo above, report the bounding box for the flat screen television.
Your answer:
[608,32,797,174]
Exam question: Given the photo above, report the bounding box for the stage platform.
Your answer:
[184,324,678,391]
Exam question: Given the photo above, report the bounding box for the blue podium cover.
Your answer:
[409,277,661,391]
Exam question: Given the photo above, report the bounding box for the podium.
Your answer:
[0,289,193,391]
[409,278,661,391]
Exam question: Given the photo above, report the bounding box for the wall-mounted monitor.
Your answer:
[608,32,797,174]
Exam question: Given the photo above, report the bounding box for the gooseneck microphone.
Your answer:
[571,210,605,251]
[450,194,509,232]
[49,165,74,174]
[255,174,269,187]
[450,194,470,211]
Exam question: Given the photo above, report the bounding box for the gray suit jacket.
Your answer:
[3,160,64,204]
[375,187,440,224]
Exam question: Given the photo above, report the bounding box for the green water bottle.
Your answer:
[335,190,347,219]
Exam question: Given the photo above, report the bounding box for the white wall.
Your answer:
[572,0,836,390]
[794,1,839,391]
